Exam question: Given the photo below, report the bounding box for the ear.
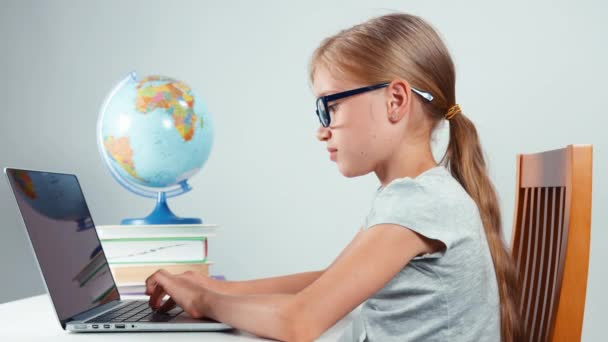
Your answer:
[385,79,412,123]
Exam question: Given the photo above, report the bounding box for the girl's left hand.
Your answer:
[145,269,209,319]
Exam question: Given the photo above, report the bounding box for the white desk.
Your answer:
[0,294,356,341]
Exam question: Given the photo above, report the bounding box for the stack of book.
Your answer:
[96,224,220,296]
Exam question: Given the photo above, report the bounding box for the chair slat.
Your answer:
[530,187,549,341]
[520,187,536,319]
[537,186,557,341]
[524,187,543,341]
[515,187,529,279]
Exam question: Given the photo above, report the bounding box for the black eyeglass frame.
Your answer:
[315,82,433,127]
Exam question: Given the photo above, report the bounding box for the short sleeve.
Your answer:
[366,177,464,259]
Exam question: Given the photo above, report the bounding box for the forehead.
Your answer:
[312,66,359,97]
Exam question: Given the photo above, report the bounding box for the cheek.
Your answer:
[356,127,398,168]
[348,114,386,158]
[337,128,384,174]
[336,148,376,178]
[333,100,390,172]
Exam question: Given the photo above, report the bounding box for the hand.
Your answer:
[145,269,210,319]
[177,270,215,287]
[177,270,229,294]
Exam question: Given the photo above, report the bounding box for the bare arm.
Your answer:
[204,227,363,295]
[201,227,362,296]
[145,226,437,341]
[198,224,441,341]
[202,270,325,295]
[177,237,354,296]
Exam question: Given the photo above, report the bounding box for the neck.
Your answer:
[374,142,438,188]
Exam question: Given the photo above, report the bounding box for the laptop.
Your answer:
[4,167,233,333]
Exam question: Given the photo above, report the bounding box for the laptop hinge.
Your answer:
[67,299,124,323]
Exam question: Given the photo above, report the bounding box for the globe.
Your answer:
[97,72,214,225]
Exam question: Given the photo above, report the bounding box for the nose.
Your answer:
[316,126,331,141]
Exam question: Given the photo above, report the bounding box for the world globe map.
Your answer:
[97,72,213,224]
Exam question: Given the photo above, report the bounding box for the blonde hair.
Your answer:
[309,13,522,341]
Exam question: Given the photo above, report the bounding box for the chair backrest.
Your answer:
[510,144,592,342]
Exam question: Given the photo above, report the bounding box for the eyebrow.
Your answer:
[316,89,340,97]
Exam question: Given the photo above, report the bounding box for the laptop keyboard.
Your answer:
[85,300,183,323]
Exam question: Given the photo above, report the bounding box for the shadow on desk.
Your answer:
[0,294,358,341]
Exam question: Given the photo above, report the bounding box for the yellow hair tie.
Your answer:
[445,104,461,120]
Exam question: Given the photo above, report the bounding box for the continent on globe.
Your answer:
[103,136,144,182]
[135,76,204,142]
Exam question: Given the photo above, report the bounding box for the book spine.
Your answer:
[111,262,210,284]
[100,237,207,264]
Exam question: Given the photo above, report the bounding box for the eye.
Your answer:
[328,104,339,114]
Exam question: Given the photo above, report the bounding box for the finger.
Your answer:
[145,280,156,296]
[147,270,176,309]
[146,271,205,317]
[157,297,176,313]
[145,270,163,295]
[149,284,166,310]
[145,268,173,295]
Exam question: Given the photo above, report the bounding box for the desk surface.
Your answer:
[0,294,357,341]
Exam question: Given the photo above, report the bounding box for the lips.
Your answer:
[327,147,338,162]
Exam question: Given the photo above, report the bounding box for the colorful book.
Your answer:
[100,237,208,264]
[96,224,218,239]
[110,261,211,284]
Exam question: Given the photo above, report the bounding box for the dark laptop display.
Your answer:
[5,169,119,321]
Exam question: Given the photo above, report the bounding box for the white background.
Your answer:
[1,1,605,340]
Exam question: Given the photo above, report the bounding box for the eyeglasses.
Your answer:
[315,82,434,127]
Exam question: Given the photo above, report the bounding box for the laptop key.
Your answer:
[87,300,152,323]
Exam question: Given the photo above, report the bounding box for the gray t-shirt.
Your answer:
[338,166,500,342]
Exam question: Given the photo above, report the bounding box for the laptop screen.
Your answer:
[5,168,119,322]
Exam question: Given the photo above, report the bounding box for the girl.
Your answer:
[146,13,522,342]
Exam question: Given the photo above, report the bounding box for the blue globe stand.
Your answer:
[121,192,202,225]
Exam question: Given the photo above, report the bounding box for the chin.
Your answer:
[337,162,370,178]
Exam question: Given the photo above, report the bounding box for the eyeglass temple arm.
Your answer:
[411,87,434,102]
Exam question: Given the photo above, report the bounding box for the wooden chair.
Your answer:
[511,144,593,342]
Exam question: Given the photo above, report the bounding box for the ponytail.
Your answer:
[443,111,523,342]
